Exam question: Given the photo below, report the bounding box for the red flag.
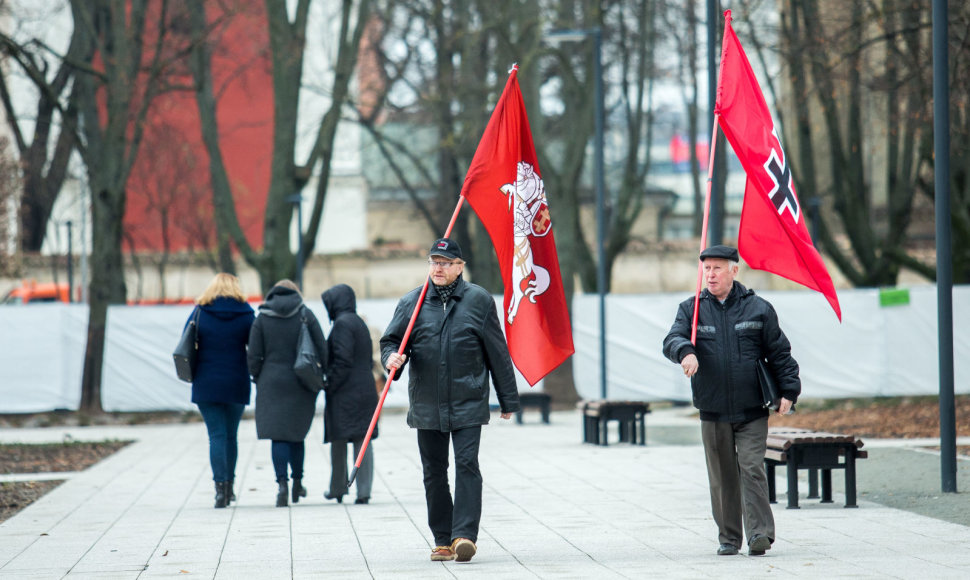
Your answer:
[461,66,575,385]
[715,11,842,321]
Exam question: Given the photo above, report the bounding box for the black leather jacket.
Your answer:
[663,281,800,422]
[381,276,520,431]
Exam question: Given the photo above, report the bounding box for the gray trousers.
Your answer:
[328,438,374,500]
[700,417,774,548]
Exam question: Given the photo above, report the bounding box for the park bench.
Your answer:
[580,400,651,446]
[764,427,868,509]
[515,392,552,424]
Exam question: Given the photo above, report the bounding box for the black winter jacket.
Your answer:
[321,284,379,443]
[248,286,326,441]
[380,276,520,431]
[663,281,800,422]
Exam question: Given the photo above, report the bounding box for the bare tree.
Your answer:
[0,3,79,253]
[0,0,197,411]
[759,0,951,286]
[188,0,374,292]
[0,135,23,275]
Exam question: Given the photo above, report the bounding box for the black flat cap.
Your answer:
[429,237,462,260]
[699,245,739,262]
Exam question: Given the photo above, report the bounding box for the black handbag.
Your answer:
[173,307,200,382]
[756,358,780,411]
[293,307,325,393]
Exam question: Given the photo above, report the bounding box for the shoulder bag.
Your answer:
[173,307,201,382]
[293,307,326,393]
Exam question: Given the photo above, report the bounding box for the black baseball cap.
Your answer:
[429,238,462,260]
[699,245,739,262]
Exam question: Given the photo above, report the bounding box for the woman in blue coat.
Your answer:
[186,273,255,508]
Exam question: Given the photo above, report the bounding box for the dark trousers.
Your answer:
[271,440,305,481]
[328,438,374,500]
[417,426,482,546]
[701,416,775,548]
[197,402,245,483]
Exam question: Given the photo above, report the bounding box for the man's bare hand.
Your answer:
[386,352,406,371]
[778,397,794,415]
[500,412,512,420]
[681,354,699,378]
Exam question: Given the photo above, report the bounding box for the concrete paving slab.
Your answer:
[2,409,970,578]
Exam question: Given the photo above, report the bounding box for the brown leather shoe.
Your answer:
[430,546,456,561]
[452,537,476,562]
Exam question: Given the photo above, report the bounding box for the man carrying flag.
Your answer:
[663,244,801,557]
[377,64,571,564]
[662,9,827,558]
[381,238,519,563]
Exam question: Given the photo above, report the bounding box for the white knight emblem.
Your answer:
[499,161,553,324]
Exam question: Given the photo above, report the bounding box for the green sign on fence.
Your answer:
[879,287,910,307]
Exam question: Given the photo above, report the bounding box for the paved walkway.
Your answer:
[2,408,970,579]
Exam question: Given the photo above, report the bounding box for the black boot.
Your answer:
[292,479,307,504]
[276,479,288,508]
[214,481,228,509]
[227,479,236,503]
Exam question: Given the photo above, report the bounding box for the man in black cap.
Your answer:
[663,245,801,557]
[381,237,520,563]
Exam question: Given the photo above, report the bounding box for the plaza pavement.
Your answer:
[2,407,970,579]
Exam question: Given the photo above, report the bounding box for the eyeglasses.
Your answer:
[428,259,459,268]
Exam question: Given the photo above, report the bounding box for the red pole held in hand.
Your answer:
[348,196,467,487]
[691,114,721,345]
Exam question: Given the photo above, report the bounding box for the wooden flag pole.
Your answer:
[691,114,721,345]
[348,196,467,487]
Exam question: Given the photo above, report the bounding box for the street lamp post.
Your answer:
[548,27,608,400]
[65,220,74,302]
[287,194,304,290]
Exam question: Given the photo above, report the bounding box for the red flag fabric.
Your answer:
[461,66,575,385]
[715,10,842,321]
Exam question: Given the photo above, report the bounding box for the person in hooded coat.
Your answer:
[320,284,380,504]
[248,280,327,507]
[187,273,255,508]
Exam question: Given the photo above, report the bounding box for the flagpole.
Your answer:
[691,114,721,345]
[349,196,466,487]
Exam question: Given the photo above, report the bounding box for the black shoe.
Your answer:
[227,479,236,503]
[276,479,289,508]
[717,543,739,556]
[292,479,307,503]
[214,481,228,509]
[354,497,369,505]
[324,491,343,503]
[748,534,771,556]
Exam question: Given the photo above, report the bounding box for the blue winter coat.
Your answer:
[188,297,256,405]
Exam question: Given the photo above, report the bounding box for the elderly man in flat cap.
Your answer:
[663,245,801,557]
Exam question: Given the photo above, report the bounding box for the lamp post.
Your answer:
[548,27,608,399]
[65,220,74,303]
[287,194,304,290]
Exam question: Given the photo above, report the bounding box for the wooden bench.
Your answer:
[515,392,551,424]
[764,427,868,509]
[581,400,651,446]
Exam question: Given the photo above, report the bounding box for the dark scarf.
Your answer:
[434,278,460,305]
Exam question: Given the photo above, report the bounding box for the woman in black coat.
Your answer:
[321,284,379,504]
[248,280,327,507]
[187,273,255,508]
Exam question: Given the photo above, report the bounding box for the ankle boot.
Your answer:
[276,479,288,507]
[214,481,228,508]
[227,479,236,503]
[291,478,307,503]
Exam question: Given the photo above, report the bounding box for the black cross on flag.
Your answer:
[764,149,800,222]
